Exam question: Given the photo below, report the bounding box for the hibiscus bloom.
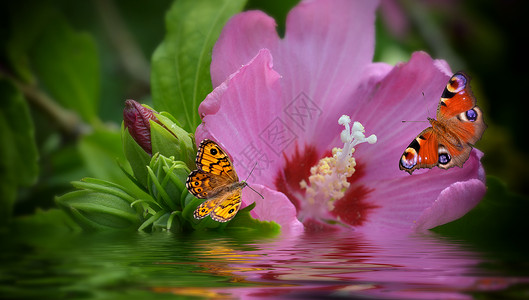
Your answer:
[195,0,486,234]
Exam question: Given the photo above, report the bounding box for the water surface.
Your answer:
[1,230,527,299]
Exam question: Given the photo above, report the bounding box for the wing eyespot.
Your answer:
[438,145,451,165]
[466,108,477,122]
[400,148,418,169]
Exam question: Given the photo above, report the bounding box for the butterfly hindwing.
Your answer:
[192,189,242,222]
[210,190,242,222]
[399,128,439,173]
[193,197,220,220]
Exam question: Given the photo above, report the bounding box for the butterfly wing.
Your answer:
[399,128,439,173]
[193,188,242,222]
[437,72,486,145]
[195,139,238,182]
[193,197,219,219]
[186,139,239,199]
[209,189,242,222]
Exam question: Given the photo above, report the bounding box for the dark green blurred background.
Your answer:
[1,0,527,225]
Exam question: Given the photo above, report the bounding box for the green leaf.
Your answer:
[0,80,38,226]
[433,176,529,251]
[56,189,141,231]
[29,14,100,123]
[72,178,137,205]
[226,202,281,235]
[151,0,247,132]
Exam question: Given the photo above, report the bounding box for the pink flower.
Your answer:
[196,0,486,235]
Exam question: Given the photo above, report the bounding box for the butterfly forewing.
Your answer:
[186,170,211,199]
[196,140,239,182]
[437,72,476,120]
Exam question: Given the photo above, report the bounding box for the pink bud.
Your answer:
[123,100,159,155]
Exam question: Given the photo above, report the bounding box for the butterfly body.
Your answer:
[186,139,246,222]
[399,72,486,174]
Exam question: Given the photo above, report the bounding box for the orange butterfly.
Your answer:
[186,139,247,222]
[399,72,487,174]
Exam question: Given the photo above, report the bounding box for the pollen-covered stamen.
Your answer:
[300,115,377,216]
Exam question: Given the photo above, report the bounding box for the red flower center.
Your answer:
[274,143,378,229]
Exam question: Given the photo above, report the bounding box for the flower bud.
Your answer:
[150,112,196,170]
[122,100,196,176]
[123,99,159,155]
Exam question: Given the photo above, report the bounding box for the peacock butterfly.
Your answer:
[399,72,486,174]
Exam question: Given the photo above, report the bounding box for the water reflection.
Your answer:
[1,230,527,299]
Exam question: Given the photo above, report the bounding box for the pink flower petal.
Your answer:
[211,0,380,149]
[243,184,303,234]
[413,152,486,231]
[354,150,486,234]
[196,49,289,188]
[211,11,279,87]
[278,0,379,106]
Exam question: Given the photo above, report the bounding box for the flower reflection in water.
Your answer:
[153,232,524,299]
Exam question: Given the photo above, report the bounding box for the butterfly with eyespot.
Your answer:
[399,72,487,174]
[186,139,248,222]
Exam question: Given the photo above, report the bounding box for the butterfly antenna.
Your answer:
[246,185,264,199]
[402,91,431,123]
[243,163,264,199]
[244,163,258,182]
[422,91,436,117]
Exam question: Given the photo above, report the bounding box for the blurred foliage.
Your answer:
[151,0,246,132]
[0,0,527,234]
[0,0,174,229]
